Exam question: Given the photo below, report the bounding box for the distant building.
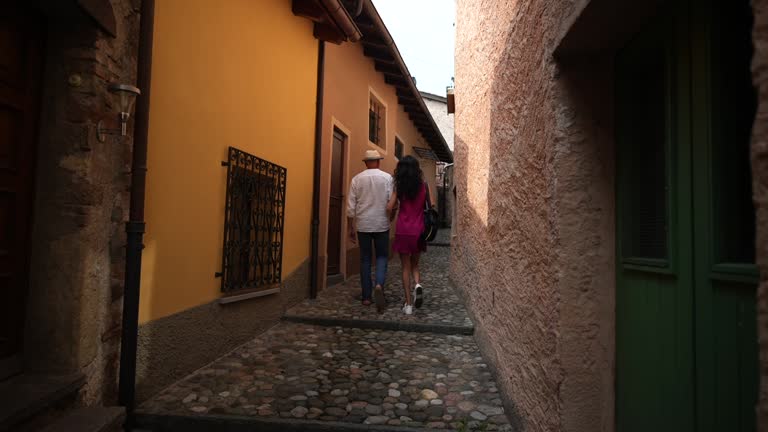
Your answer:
[421,91,455,227]
[420,91,454,152]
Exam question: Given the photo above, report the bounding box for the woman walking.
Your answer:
[387,156,429,315]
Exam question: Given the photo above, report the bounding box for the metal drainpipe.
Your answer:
[310,39,326,300]
[118,0,155,427]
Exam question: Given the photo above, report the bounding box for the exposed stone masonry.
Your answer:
[24,0,140,405]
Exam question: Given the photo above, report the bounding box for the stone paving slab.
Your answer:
[138,323,511,431]
[285,247,472,331]
[427,229,452,247]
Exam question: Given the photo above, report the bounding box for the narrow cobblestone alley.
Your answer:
[136,236,513,431]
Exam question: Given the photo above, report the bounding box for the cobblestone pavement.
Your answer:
[285,244,473,330]
[139,230,514,430]
[140,323,511,431]
[429,228,452,245]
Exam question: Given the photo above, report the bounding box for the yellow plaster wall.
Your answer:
[318,41,438,290]
[139,0,318,323]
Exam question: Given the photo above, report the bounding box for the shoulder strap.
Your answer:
[424,183,432,210]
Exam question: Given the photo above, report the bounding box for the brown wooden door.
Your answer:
[0,6,44,367]
[326,129,346,275]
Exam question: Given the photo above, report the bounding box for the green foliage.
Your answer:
[455,418,490,432]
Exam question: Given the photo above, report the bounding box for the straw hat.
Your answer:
[362,150,384,161]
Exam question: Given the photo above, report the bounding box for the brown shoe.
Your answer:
[373,285,385,314]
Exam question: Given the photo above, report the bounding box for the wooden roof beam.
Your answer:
[375,62,401,75]
[293,0,326,22]
[404,106,422,114]
[385,76,410,88]
[363,47,396,63]
[362,38,389,49]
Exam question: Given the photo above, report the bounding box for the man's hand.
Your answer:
[389,202,399,221]
[349,227,357,245]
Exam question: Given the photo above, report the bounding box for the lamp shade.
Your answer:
[108,83,141,113]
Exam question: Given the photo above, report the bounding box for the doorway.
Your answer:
[0,6,45,378]
[615,1,758,430]
[326,128,347,278]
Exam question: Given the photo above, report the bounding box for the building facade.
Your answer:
[1,0,385,429]
[134,0,323,401]
[316,1,453,292]
[453,0,766,431]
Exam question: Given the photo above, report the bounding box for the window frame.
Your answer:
[394,136,404,160]
[368,89,387,150]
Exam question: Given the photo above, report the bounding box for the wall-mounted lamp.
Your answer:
[97,83,141,142]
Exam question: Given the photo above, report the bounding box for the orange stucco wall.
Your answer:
[139,0,318,323]
[319,41,438,289]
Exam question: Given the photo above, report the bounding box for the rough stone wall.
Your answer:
[453,0,620,430]
[752,0,768,429]
[452,1,577,430]
[552,60,616,432]
[24,0,140,405]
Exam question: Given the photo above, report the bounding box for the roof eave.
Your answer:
[356,1,453,163]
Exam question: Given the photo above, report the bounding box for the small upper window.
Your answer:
[395,137,404,159]
[369,95,385,147]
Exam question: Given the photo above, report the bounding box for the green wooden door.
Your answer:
[615,6,696,430]
[616,1,758,431]
[690,1,759,430]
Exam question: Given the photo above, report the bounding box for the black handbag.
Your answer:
[421,184,439,242]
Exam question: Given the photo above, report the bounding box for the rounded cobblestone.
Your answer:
[285,246,473,328]
[140,323,509,430]
[139,239,510,430]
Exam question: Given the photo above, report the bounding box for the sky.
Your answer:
[371,0,456,96]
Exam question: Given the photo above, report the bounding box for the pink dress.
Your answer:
[392,183,427,254]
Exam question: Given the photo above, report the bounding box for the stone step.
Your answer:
[0,373,84,431]
[282,315,474,336]
[284,246,474,334]
[136,413,456,432]
[40,407,125,432]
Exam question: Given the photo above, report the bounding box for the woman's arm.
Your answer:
[386,189,398,221]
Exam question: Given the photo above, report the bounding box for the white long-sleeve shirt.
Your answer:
[346,168,393,233]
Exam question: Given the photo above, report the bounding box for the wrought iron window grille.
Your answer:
[218,147,287,294]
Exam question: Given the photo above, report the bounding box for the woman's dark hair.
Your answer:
[394,155,423,199]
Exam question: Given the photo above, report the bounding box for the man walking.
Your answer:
[347,149,393,313]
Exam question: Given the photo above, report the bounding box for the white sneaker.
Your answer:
[402,304,413,315]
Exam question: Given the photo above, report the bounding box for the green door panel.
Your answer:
[616,0,757,430]
[615,6,695,431]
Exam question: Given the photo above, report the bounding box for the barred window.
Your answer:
[220,147,287,294]
[369,95,385,147]
[395,137,404,159]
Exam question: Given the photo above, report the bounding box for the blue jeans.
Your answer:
[358,231,389,301]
